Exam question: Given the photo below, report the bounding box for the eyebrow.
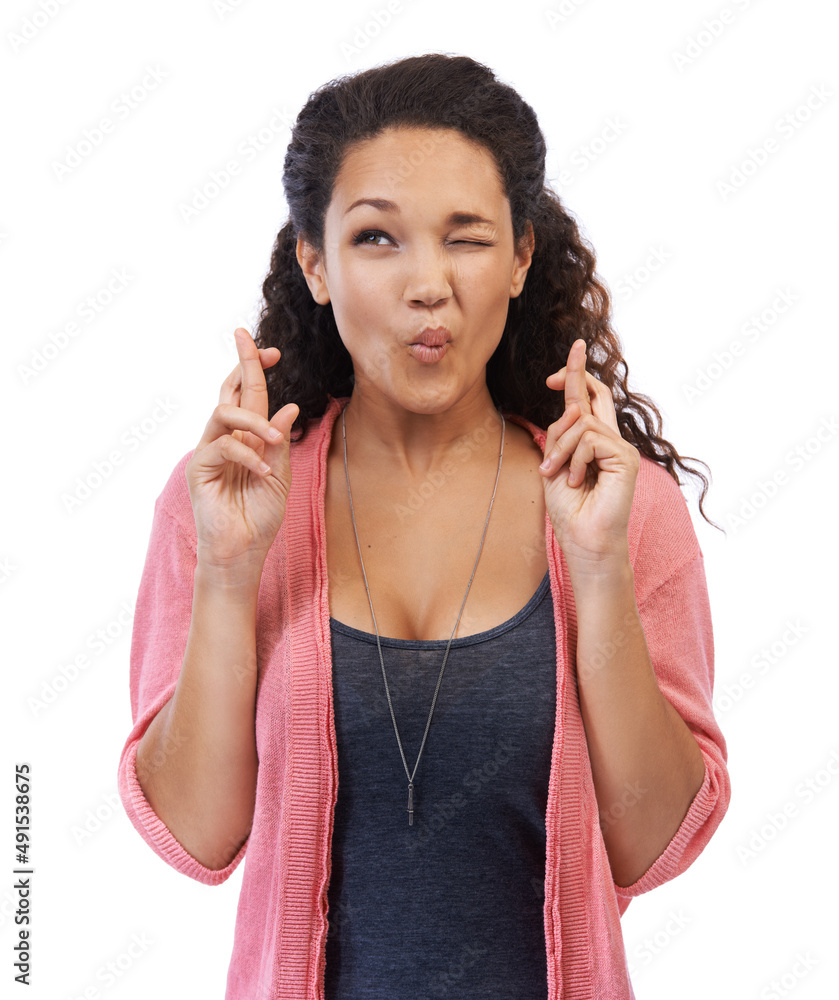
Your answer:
[344,197,495,227]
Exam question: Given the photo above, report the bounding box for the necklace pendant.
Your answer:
[407,782,414,826]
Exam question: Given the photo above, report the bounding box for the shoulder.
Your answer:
[152,448,197,539]
[504,417,546,465]
[629,455,703,604]
[288,396,347,464]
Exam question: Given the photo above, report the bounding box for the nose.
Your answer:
[401,241,453,307]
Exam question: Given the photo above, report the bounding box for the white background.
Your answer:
[3,0,837,997]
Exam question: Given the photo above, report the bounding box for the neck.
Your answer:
[340,382,504,482]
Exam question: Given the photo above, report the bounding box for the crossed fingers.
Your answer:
[539,339,620,479]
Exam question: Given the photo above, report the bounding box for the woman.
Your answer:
[118,53,730,999]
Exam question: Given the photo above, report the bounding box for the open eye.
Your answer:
[352,230,393,246]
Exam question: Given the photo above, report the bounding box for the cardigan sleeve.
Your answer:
[613,461,731,902]
[117,454,248,885]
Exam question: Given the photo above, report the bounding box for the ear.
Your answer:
[509,219,535,299]
[295,234,331,305]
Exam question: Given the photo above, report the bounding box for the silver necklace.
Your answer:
[341,406,506,826]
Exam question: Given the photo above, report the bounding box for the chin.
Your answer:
[385,381,460,415]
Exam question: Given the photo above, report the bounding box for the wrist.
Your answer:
[195,549,266,592]
[564,548,634,589]
[560,536,631,571]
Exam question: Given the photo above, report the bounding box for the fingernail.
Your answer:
[539,458,550,471]
[268,427,281,439]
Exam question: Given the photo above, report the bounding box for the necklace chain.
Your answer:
[341,405,506,826]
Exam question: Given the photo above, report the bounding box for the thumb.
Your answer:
[260,403,300,475]
[266,402,300,448]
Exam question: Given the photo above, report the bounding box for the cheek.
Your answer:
[328,273,379,338]
[462,270,512,329]
[329,290,401,381]
[463,255,510,297]
[334,263,382,312]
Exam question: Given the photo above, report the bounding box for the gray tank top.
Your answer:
[324,570,556,999]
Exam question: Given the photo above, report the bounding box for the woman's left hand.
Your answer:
[539,339,640,569]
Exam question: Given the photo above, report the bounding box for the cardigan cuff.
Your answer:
[118,720,248,886]
[612,735,728,898]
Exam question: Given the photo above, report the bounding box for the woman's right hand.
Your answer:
[186,327,299,571]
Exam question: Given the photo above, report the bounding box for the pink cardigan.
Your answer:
[118,394,730,998]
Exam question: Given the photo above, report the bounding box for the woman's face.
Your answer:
[297,126,534,416]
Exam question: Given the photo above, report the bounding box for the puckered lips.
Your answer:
[408,326,451,364]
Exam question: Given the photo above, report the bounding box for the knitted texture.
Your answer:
[117,394,730,999]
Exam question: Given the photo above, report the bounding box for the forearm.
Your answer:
[135,559,263,871]
[569,553,706,888]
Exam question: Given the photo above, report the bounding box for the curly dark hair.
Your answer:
[254,51,720,531]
